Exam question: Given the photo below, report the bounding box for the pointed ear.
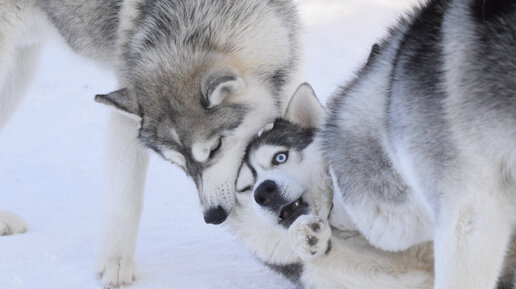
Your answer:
[204,74,244,108]
[236,161,255,193]
[95,88,141,117]
[284,83,324,128]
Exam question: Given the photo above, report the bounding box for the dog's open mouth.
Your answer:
[278,197,309,228]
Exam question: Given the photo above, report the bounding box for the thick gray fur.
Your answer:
[1,0,302,287]
[321,0,516,288]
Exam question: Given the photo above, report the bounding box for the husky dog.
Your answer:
[317,0,516,288]
[232,84,435,289]
[0,0,301,287]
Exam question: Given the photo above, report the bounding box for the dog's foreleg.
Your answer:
[95,112,149,288]
[433,192,514,289]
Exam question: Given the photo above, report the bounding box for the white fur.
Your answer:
[0,0,48,236]
[302,229,434,289]
[94,112,149,288]
[321,2,516,287]
[162,148,186,170]
[192,137,218,164]
[435,4,516,288]
[0,208,27,235]
[230,115,434,288]
[285,83,324,128]
[206,77,244,109]
[228,191,300,265]
[0,1,303,288]
[289,215,332,260]
[228,146,434,289]
[200,77,283,212]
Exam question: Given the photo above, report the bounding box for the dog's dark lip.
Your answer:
[278,197,309,228]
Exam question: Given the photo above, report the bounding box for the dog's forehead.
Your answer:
[250,144,287,169]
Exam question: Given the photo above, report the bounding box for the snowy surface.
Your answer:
[0,1,420,288]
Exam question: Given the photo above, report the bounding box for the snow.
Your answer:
[0,1,420,288]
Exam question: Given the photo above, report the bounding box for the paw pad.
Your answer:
[289,215,332,260]
[307,235,318,246]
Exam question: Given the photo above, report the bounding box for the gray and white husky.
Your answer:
[0,0,301,287]
[232,84,435,289]
[316,0,515,288]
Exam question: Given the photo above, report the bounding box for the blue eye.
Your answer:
[273,152,288,165]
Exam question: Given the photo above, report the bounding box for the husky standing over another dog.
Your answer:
[317,0,516,288]
[0,0,301,287]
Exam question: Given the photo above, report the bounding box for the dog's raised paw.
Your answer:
[289,215,331,260]
[0,209,27,235]
[96,258,137,288]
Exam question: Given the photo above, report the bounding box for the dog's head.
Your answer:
[94,1,301,224]
[235,84,326,229]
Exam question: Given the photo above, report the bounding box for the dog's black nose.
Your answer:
[203,206,228,225]
[254,180,277,207]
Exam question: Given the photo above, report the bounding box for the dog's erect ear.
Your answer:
[95,88,141,117]
[236,161,255,193]
[284,83,324,128]
[204,74,244,109]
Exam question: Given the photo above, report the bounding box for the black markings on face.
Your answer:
[247,119,316,158]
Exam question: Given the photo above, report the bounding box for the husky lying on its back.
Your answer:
[231,84,435,289]
[318,0,516,288]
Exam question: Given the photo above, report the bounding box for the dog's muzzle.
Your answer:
[254,180,279,209]
[203,206,228,225]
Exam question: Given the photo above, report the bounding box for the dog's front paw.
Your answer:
[96,257,138,288]
[0,209,27,235]
[289,215,331,260]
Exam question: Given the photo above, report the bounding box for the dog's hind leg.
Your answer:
[433,183,515,289]
[0,43,42,132]
[0,208,27,235]
[0,39,42,235]
[95,112,149,288]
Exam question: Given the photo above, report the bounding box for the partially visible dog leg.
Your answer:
[0,208,27,235]
[0,42,43,235]
[95,112,149,288]
[299,222,434,289]
[433,189,514,289]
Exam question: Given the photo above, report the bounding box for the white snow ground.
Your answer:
[0,1,420,288]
